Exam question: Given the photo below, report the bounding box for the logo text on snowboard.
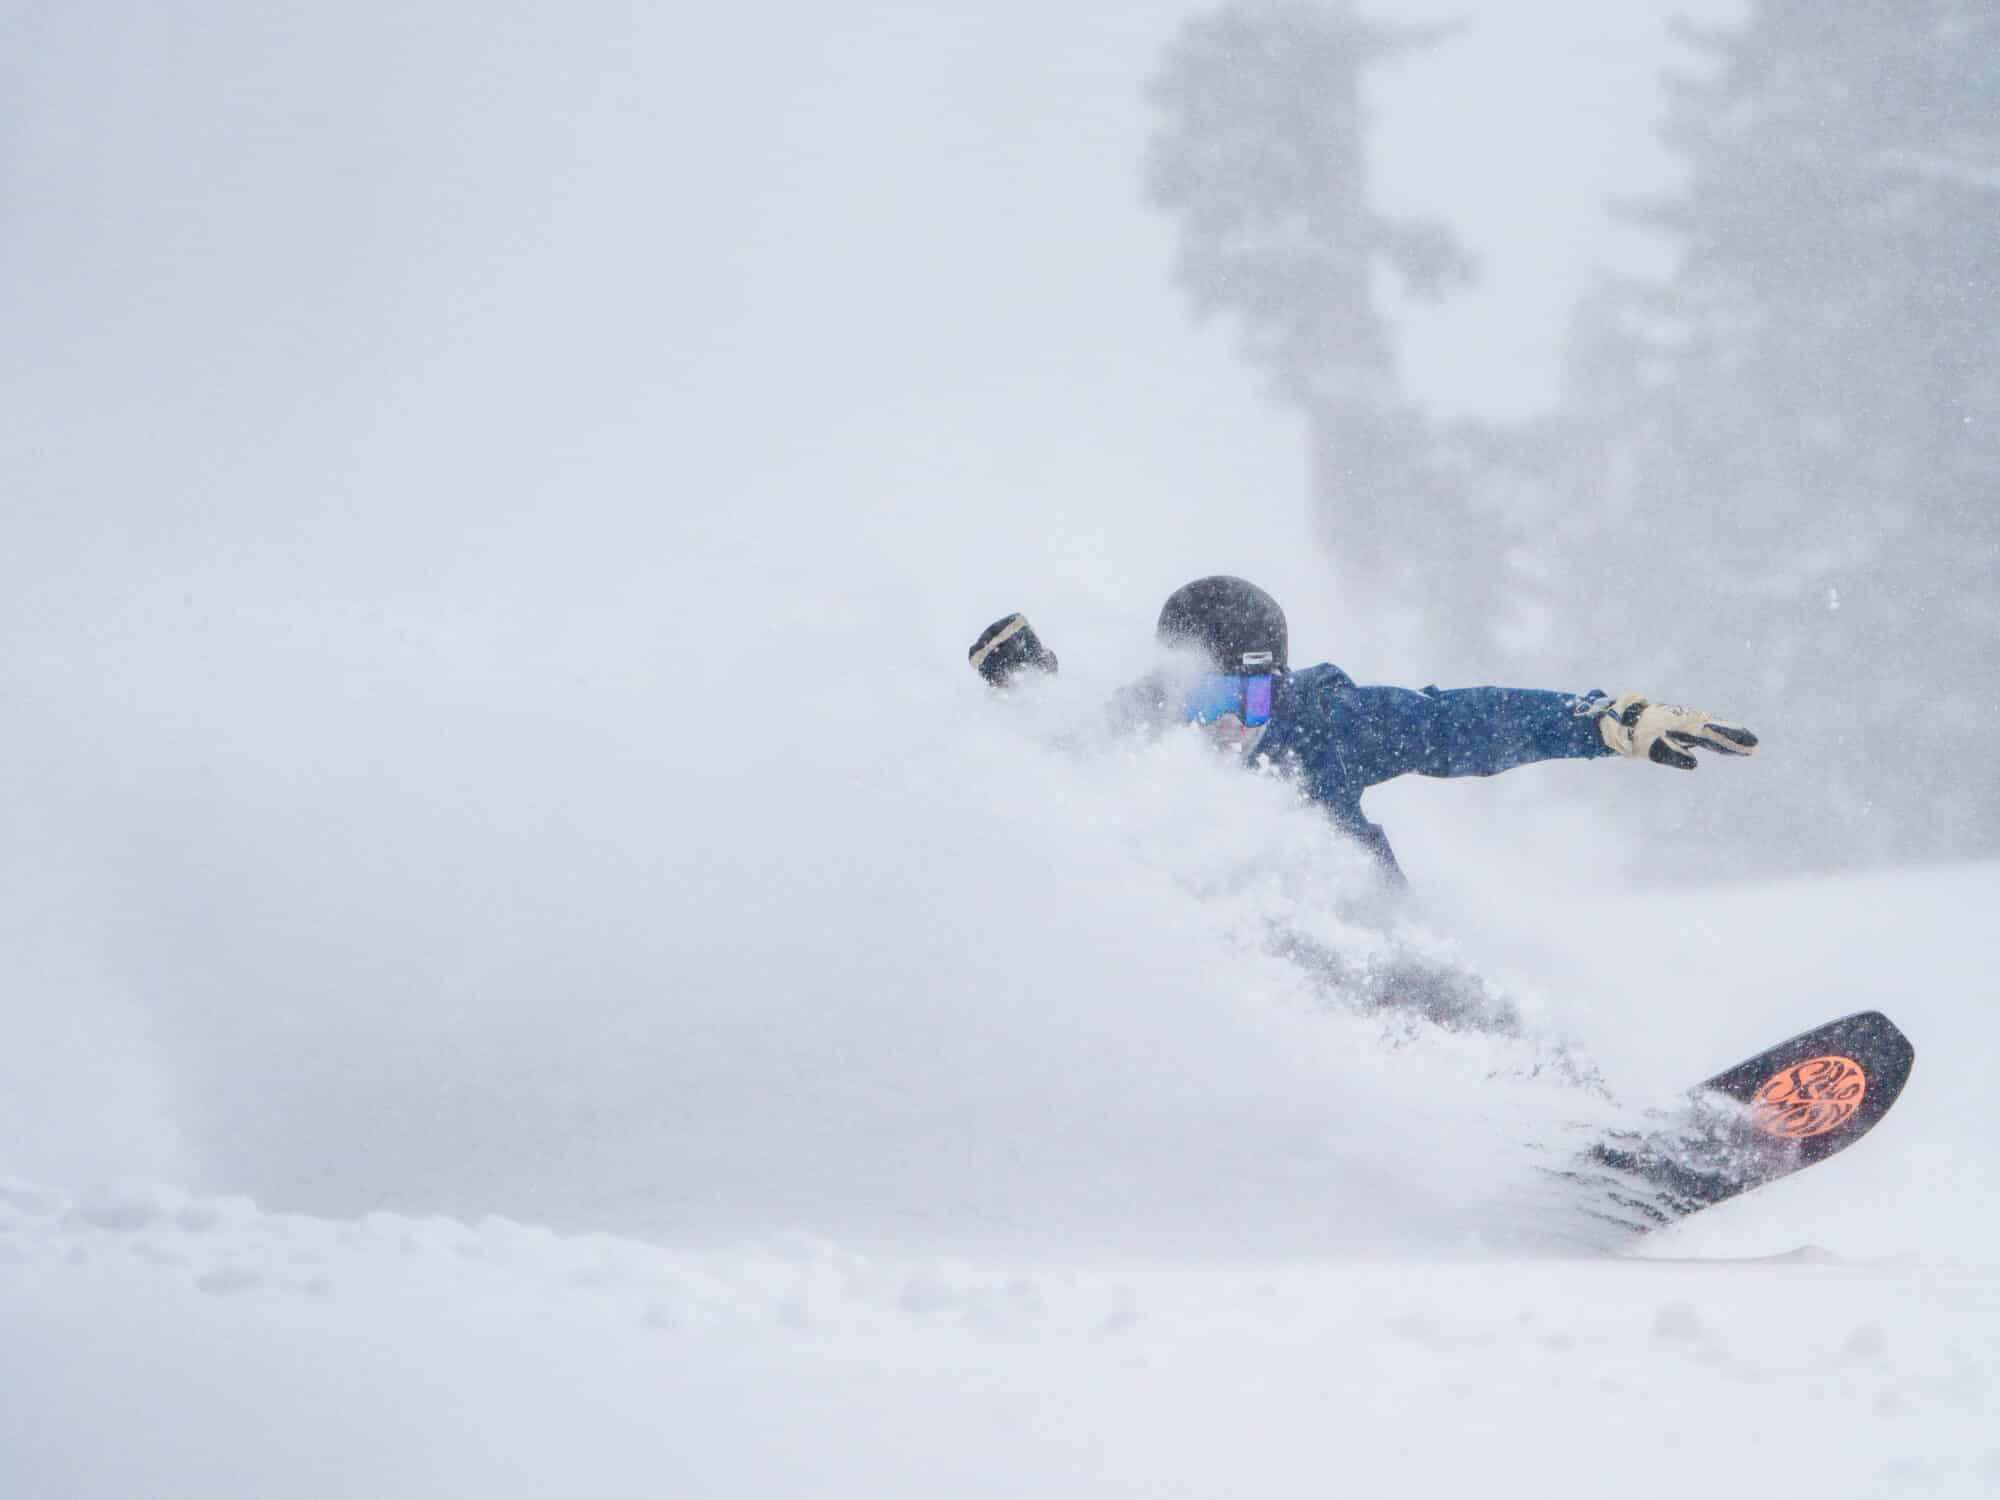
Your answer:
[1750,1055,1867,1139]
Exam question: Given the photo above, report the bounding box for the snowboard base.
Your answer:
[1566,1010,1915,1235]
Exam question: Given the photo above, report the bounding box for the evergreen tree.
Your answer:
[1144,1,1478,624]
[1563,0,2000,865]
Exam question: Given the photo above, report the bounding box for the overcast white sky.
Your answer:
[5,2,1741,621]
[1365,0,1744,417]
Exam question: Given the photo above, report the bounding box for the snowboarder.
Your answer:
[969,575,1758,886]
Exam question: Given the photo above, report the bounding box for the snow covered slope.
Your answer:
[5,1182,1994,1500]
[4,860,1995,1499]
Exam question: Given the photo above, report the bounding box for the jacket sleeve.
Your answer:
[1328,684,1613,786]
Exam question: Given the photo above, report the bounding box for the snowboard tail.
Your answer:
[1574,1010,1915,1233]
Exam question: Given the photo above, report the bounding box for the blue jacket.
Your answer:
[1253,665,1613,883]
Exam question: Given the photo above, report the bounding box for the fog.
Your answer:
[3,0,1989,1237]
[5,3,1739,633]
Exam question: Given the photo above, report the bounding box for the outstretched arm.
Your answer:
[1329,684,1613,784]
[1324,683,1758,786]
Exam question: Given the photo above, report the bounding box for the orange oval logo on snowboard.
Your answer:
[1751,1055,1867,1138]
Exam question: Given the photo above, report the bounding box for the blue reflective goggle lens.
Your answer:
[1244,673,1273,724]
[1184,674,1273,728]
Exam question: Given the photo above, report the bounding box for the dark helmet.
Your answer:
[1156,576,1288,673]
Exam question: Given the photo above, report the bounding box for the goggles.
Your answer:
[1183,673,1274,728]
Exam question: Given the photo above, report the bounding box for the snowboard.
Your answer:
[1567,1010,1915,1235]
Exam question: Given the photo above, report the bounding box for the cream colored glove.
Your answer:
[1595,692,1759,770]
